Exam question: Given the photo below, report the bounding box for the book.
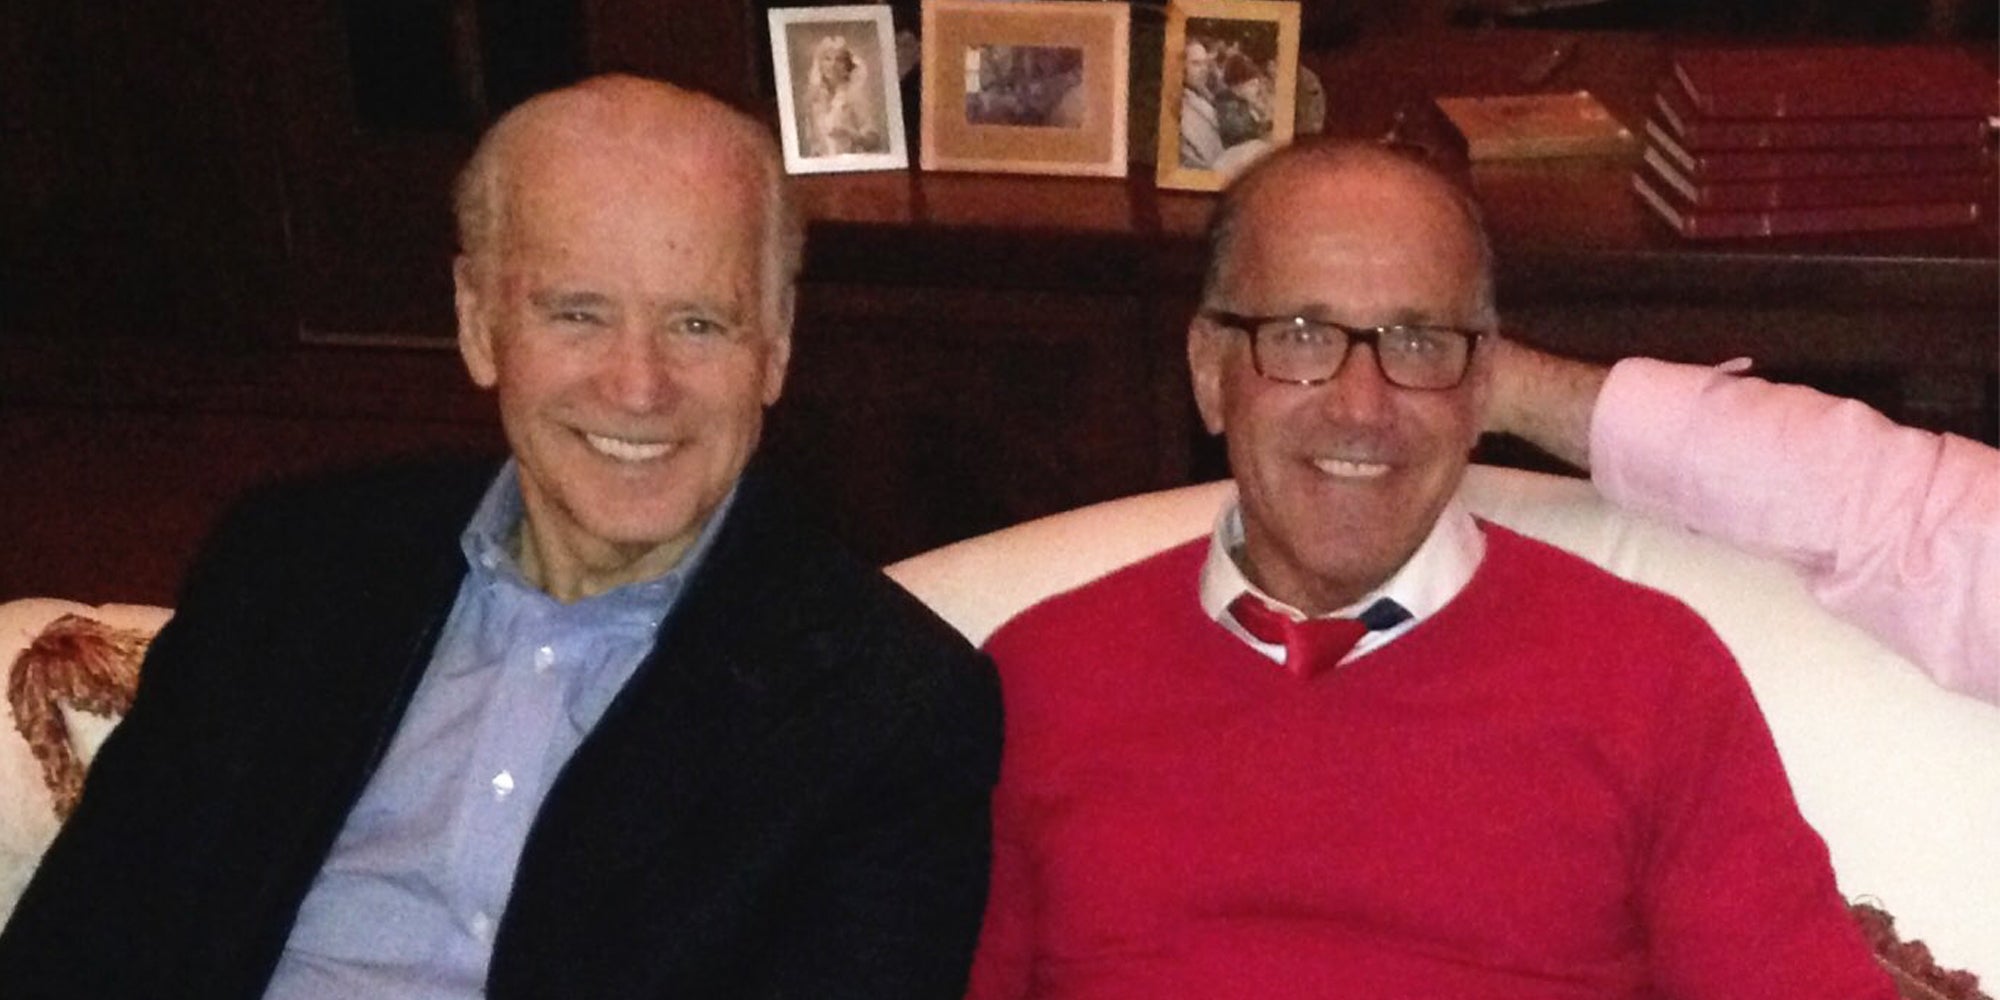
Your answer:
[1645,120,1994,180]
[1654,81,1991,151]
[1640,146,1993,211]
[1432,90,1634,160]
[1671,46,1998,120]
[1632,170,1983,239]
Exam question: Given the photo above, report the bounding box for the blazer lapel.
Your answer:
[235,485,483,858]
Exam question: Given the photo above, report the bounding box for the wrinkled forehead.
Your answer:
[499,121,765,239]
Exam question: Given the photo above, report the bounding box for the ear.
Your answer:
[1459,334,1497,450]
[760,330,792,406]
[1188,317,1229,436]
[454,255,499,389]
[760,286,795,406]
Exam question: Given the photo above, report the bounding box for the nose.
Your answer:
[596,324,672,412]
[1318,342,1394,427]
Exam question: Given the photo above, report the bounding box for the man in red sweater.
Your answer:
[965,139,1896,1000]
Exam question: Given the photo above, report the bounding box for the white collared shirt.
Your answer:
[1197,489,1486,670]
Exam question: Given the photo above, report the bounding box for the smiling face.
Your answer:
[454,86,790,600]
[1184,40,1218,97]
[1192,149,1492,613]
[814,38,855,86]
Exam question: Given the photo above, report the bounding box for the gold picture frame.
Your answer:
[1155,0,1300,192]
[920,0,1129,177]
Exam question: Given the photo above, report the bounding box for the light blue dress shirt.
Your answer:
[263,462,733,999]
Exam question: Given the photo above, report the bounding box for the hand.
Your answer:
[1482,335,1609,470]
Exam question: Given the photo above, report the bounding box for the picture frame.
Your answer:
[770,5,909,174]
[920,0,1129,178]
[1155,0,1300,192]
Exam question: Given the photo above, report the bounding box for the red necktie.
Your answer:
[1228,594,1406,677]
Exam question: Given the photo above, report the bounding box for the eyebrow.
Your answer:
[1386,308,1463,327]
[528,290,614,312]
[653,298,749,326]
[525,290,755,327]
[1284,304,1467,328]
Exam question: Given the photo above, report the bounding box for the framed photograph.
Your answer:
[770,5,909,174]
[921,0,1128,178]
[1155,0,1300,192]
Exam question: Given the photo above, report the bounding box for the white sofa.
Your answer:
[886,464,2000,982]
[4,465,1996,983]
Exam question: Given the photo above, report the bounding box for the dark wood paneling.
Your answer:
[583,0,757,103]
[769,282,1179,564]
[0,339,505,603]
[1,405,504,606]
[0,0,292,348]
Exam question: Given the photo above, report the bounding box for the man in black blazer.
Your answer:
[0,75,1001,999]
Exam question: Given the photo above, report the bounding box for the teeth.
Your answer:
[585,433,674,462]
[1313,457,1390,479]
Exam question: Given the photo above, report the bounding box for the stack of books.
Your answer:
[1633,47,1997,239]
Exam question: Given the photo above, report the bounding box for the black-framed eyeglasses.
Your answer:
[1202,310,1484,390]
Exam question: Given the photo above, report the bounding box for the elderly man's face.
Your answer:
[456,128,787,597]
[1191,158,1490,614]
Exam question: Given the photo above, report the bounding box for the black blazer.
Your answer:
[0,458,1002,999]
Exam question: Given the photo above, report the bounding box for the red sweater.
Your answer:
[968,525,1894,1000]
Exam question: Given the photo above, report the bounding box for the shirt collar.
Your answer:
[1198,486,1485,666]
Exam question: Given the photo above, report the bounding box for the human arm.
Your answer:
[1637,623,1898,1000]
[1481,335,1607,471]
[1486,339,2000,703]
[1590,357,1999,703]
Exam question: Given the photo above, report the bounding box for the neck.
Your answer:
[1233,526,1384,617]
[1245,566,1373,618]
[514,518,692,604]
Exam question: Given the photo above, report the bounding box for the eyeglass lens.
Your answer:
[1253,321,1471,389]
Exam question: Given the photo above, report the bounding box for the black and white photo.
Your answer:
[1157,0,1300,191]
[770,6,908,173]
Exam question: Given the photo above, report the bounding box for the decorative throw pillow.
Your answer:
[1857,902,1992,1000]
[11,614,153,818]
[0,599,169,925]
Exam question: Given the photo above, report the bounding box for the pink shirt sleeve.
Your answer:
[1589,357,1999,704]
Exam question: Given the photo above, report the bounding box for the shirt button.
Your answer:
[491,770,515,801]
[469,911,495,943]
[534,644,555,673]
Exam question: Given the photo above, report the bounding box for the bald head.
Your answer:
[1201,138,1495,329]
[454,75,804,330]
